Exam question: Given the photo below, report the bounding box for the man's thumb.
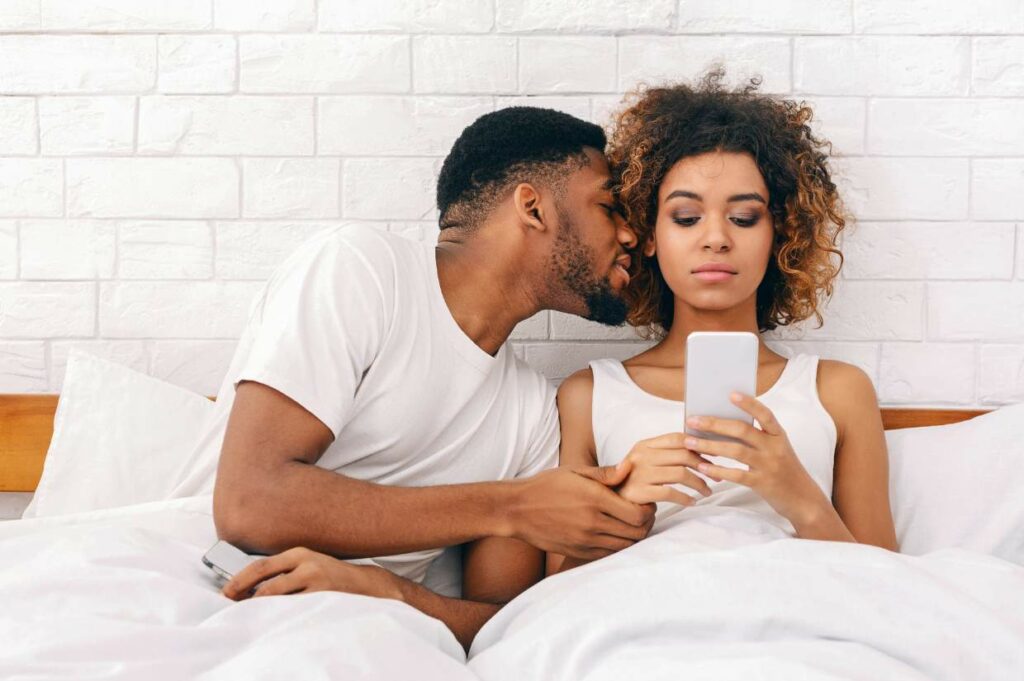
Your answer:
[578,461,631,487]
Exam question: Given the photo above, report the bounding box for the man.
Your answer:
[190,107,648,649]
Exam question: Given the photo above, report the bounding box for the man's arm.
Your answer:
[222,537,544,652]
[214,381,652,560]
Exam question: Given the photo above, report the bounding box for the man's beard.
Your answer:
[551,211,629,326]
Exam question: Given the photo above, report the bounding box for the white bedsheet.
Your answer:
[469,510,1024,681]
[0,497,473,681]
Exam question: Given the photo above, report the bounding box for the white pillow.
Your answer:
[22,349,216,518]
[887,402,1024,564]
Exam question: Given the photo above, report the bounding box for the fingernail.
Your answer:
[685,437,697,448]
[687,416,703,427]
[730,392,742,402]
[698,463,709,473]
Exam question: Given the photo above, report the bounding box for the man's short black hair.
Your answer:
[436,106,606,230]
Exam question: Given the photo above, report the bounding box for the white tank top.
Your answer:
[589,354,837,536]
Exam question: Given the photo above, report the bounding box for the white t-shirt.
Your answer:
[174,224,559,591]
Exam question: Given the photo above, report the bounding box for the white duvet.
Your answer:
[3,500,1023,681]
[0,497,473,681]
[470,510,1024,681]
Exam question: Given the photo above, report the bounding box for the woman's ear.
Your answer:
[512,183,548,232]
[642,234,656,257]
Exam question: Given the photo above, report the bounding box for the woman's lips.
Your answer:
[614,263,631,286]
[693,270,736,282]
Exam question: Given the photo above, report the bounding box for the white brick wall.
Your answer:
[0,0,1021,408]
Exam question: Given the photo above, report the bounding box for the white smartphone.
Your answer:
[202,540,260,582]
[685,331,759,444]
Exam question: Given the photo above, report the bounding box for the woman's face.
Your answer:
[649,151,774,314]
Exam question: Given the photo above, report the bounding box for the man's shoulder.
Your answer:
[506,349,557,404]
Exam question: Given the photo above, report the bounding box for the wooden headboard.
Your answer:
[0,394,991,493]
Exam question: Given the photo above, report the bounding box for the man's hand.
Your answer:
[221,547,400,601]
[507,464,656,561]
[617,432,714,506]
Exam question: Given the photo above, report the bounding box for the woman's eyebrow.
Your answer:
[727,192,767,204]
[665,189,701,201]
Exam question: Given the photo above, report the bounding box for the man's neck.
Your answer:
[434,237,540,357]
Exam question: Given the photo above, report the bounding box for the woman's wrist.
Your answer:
[789,494,855,543]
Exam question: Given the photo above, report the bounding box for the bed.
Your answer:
[1,352,1022,680]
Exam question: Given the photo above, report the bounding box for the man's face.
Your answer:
[547,147,637,326]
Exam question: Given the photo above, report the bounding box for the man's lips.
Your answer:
[613,255,631,286]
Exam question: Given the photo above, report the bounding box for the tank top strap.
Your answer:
[769,353,821,399]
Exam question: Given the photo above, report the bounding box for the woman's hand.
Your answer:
[221,547,402,601]
[617,432,714,506]
[684,392,829,525]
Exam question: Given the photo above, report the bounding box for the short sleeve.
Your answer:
[233,229,392,438]
[515,377,560,479]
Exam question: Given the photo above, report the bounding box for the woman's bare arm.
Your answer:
[546,369,600,576]
[818,361,899,551]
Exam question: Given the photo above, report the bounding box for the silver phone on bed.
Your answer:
[685,331,758,445]
[202,540,259,582]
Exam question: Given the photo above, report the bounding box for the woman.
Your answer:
[549,71,898,574]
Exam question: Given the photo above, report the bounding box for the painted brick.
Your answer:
[0,98,37,155]
[158,35,236,94]
[67,158,239,219]
[318,96,492,156]
[0,342,47,392]
[342,158,438,220]
[0,35,155,94]
[20,220,117,280]
[868,99,1024,156]
[971,160,1024,221]
[973,38,1024,96]
[0,222,15,279]
[855,0,1024,34]
[242,159,340,218]
[0,283,95,338]
[0,160,62,218]
[138,96,314,156]
[319,0,493,32]
[795,37,968,96]
[835,157,968,221]
[523,342,654,382]
[240,35,409,94]
[119,221,214,279]
[619,36,791,94]
[413,36,516,94]
[928,282,1024,342]
[497,0,675,33]
[215,221,339,279]
[518,37,617,93]
[99,281,263,338]
[878,343,975,404]
[842,223,1016,280]
[40,0,211,31]
[214,0,314,31]
[38,96,135,156]
[772,281,925,341]
[680,0,852,33]
[979,345,1024,404]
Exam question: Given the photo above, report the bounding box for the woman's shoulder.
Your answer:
[556,367,595,407]
[814,359,881,437]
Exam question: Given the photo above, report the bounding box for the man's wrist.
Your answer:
[486,479,522,540]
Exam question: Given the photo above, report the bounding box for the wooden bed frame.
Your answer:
[0,394,991,493]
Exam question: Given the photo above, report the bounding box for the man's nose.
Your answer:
[616,213,638,249]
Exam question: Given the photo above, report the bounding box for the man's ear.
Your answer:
[642,234,656,257]
[512,183,548,232]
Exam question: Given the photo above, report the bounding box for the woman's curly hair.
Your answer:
[607,69,847,337]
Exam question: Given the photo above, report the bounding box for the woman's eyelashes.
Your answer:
[670,212,762,228]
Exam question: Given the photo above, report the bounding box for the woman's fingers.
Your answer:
[686,414,764,446]
[729,393,784,436]
[646,467,713,497]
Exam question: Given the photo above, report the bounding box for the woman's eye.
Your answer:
[600,204,617,217]
[672,216,700,227]
[731,215,759,227]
